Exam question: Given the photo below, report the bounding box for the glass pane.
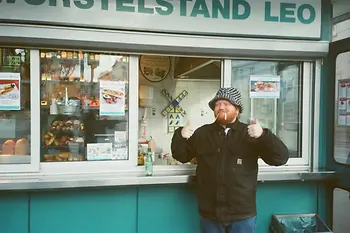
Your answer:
[231,60,302,158]
[333,188,350,233]
[0,48,31,164]
[137,55,221,166]
[334,52,350,164]
[40,50,129,162]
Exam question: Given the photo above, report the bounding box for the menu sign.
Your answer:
[0,73,21,110]
[249,75,281,99]
[86,143,113,161]
[139,55,171,82]
[338,80,350,126]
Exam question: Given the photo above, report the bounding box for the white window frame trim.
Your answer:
[0,51,316,174]
[257,61,314,168]
[224,59,314,169]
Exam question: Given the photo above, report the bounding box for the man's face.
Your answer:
[214,99,239,125]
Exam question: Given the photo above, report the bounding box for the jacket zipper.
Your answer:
[216,129,226,222]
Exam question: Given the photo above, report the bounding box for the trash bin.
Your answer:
[269,213,332,233]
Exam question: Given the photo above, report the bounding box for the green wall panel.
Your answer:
[0,193,29,233]
[321,0,332,42]
[137,185,200,233]
[29,188,138,233]
[137,183,318,233]
[317,184,333,228]
[0,183,321,233]
[256,182,318,232]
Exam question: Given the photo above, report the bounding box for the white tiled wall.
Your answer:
[139,64,220,155]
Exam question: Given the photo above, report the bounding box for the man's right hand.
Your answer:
[181,121,194,139]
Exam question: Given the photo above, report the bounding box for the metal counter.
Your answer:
[0,169,337,191]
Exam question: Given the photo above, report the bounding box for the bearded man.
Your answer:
[171,87,289,233]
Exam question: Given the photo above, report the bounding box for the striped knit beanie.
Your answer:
[208,87,243,113]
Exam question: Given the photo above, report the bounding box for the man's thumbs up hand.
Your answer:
[181,120,194,139]
[247,118,263,138]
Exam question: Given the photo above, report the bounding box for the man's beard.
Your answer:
[215,111,236,125]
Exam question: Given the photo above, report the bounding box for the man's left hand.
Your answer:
[247,119,263,138]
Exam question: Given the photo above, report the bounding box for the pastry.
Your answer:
[14,138,29,155]
[1,139,15,155]
[65,120,73,126]
[57,152,70,160]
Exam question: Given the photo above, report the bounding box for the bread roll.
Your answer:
[57,152,70,160]
[14,138,29,155]
[1,140,15,155]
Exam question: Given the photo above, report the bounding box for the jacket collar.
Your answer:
[210,119,245,132]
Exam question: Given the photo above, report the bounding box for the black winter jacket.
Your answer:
[171,120,289,222]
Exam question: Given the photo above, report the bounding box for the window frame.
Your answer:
[332,51,350,166]
[225,59,315,169]
[0,47,317,174]
[39,52,139,175]
[41,56,314,173]
[0,49,40,173]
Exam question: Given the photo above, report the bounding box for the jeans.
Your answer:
[200,216,256,233]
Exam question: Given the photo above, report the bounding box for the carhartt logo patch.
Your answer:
[237,158,242,165]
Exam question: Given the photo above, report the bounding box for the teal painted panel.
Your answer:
[138,183,318,233]
[321,0,332,42]
[319,56,333,169]
[137,185,200,233]
[30,188,137,233]
[0,192,29,233]
[317,184,332,228]
[256,182,318,232]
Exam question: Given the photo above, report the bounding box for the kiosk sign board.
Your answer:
[0,0,321,39]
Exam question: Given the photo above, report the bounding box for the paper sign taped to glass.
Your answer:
[249,75,280,99]
[99,80,125,116]
[86,143,113,161]
[0,73,21,110]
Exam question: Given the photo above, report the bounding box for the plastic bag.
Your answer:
[279,216,322,233]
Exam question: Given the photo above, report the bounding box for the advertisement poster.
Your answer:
[99,80,125,116]
[0,73,21,110]
[339,82,347,98]
[337,80,350,126]
[249,75,280,99]
[339,98,347,111]
[338,113,346,126]
[347,99,350,126]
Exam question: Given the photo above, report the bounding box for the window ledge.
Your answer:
[0,169,336,191]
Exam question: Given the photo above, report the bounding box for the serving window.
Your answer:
[39,50,129,163]
[136,56,314,168]
[0,46,315,174]
[137,55,222,166]
[231,60,313,166]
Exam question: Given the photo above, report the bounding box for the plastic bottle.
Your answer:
[145,148,153,176]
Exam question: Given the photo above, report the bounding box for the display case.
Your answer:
[39,50,130,163]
